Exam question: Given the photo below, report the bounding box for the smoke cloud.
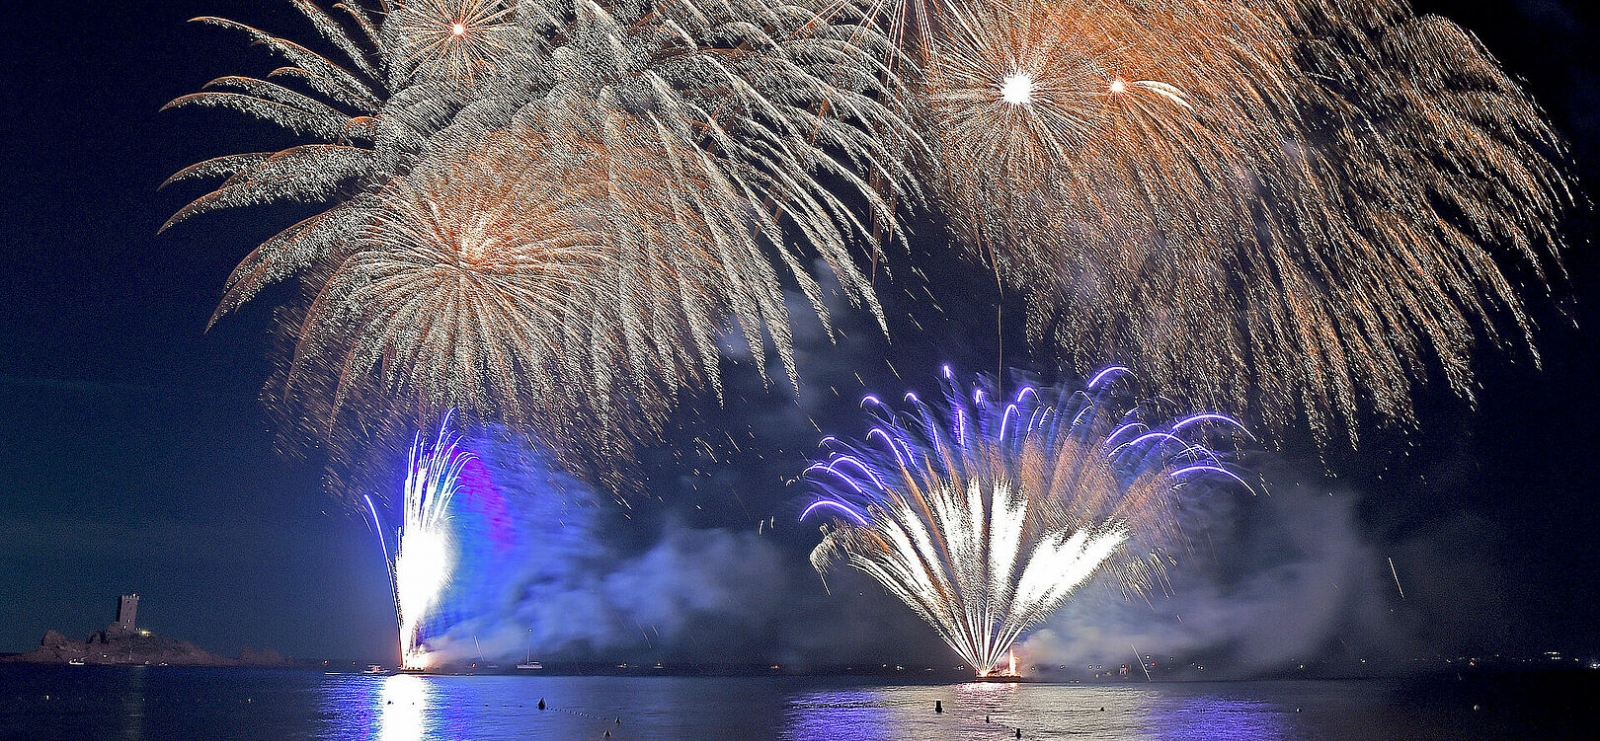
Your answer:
[1017,459,1486,678]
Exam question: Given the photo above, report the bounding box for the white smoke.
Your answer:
[1018,462,1448,678]
[429,499,792,662]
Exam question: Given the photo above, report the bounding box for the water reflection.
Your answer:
[786,689,897,741]
[119,665,147,741]
[784,682,1122,741]
[312,675,1309,741]
[0,666,1515,741]
[782,682,1305,741]
[1147,694,1291,741]
[379,675,431,741]
[317,674,790,741]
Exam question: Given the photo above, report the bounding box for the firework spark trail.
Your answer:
[366,415,476,670]
[1388,557,1406,600]
[804,368,1251,676]
[385,0,529,91]
[913,0,1574,447]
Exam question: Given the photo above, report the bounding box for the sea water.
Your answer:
[2,665,1594,740]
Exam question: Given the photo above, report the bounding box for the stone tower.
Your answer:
[115,594,139,632]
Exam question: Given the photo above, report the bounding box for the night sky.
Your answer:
[1,0,1597,669]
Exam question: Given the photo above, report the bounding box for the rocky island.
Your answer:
[2,594,287,667]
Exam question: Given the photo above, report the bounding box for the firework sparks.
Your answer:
[276,123,678,482]
[164,0,1575,476]
[919,0,1573,446]
[367,416,475,671]
[384,0,525,90]
[164,0,917,483]
[804,369,1250,676]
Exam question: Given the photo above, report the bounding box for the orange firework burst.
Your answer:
[920,0,1573,445]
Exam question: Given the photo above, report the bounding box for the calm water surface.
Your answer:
[1,666,1592,740]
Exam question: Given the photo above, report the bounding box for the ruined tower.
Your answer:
[115,594,139,633]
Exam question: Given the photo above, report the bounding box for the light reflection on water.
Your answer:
[119,665,147,741]
[1147,695,1289,741]
[314,676,1305,741]
[784,681,1170,741]
[377,675,427,741]
[0,666,1568,741]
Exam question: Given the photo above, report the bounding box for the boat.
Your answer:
[68,658,85,666]
[516,660,543,670]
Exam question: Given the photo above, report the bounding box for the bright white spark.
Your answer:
[1000,73,1033,105]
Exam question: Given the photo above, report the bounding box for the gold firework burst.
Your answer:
[278,122,744,480]
[165,0,918,484]
[921,0,1573,445]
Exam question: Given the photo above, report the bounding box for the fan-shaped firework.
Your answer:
[805,367,1250,675]
[366,416,475,670]
[163,0,917,481]
[159,1,416,322]
[918,0,1572,445]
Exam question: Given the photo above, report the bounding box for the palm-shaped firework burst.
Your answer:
[366,416,476,670]
[162,0,916,480]
[914,0,1573,446]
[805,367,1251,676]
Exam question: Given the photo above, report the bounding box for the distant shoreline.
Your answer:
[1,628,287,668]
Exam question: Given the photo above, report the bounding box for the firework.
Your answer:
[367,416,476,670]
[285,115,819,482]
[919,0,1572,445]
[805,367,1249,676]
[159,0,410,322]
[164,0,917,480]
[384,0,526,90]
[539,0,920,359]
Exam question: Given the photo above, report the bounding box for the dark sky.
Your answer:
[0,0,1596,667]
